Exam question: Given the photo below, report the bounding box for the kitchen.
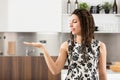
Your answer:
[0,0,120,80]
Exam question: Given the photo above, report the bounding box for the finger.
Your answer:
[23,42,33,45]
[31,42,35,46]
[23,42,30,44]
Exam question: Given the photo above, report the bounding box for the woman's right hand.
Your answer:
[23,42,44,48]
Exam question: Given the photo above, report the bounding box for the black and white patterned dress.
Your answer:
[65,39,100,80]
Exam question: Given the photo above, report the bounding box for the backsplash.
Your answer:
[36,32,61,56]
[95,33,120,62]
[0,32,61,56]
[0,32,120,62]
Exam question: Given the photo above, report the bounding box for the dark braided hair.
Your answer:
[70,9,95,62]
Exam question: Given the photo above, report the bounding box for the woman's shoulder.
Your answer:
[98,41,107,57]
[93,39,106,50]
[61,39,71,47]
[99,41,106,49]
[60,41,68,51]
[92,39,105,46]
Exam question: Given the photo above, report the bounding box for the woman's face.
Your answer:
[69,14,81,35]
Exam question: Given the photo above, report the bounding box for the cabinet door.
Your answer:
[107,74,120,80]
[62,14,71,33]
[0,0,8,32]
[0,57,61,80]
[8,0,61,32]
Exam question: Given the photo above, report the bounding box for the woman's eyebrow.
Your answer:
[73,19,77,22]
[69,18,78,23]
[70,19,77,22]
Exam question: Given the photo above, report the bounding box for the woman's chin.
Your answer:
[71,31,77,34]
[72,32,80,35]
[72,32,76,35]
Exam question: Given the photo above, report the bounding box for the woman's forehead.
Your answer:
[70,14,79,20]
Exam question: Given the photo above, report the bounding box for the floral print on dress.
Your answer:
[65,39,100,80]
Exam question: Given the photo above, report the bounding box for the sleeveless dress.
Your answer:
[65,39,100,80]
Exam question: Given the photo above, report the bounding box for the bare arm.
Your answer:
[98,42,107,80]
[24,41,68,75]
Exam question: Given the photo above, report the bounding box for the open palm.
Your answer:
[23,42,44,48]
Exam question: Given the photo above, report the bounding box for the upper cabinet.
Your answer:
[1,0,120,33]
[62,0,120,33]
[0,0,8,32]
[0,0,62,32]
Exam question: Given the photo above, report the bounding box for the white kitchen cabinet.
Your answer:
[62,14,71,33]
[107,70,120,80]
[0,0,8,32]
[7,0,62,32]
[107,74,120,80]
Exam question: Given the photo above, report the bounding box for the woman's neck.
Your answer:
[75,35,82,43]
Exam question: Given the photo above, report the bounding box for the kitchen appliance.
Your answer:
[90,5,102,14]
[0,33,5,55]
[7,41,16,55]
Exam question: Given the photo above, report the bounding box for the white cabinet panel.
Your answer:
[0,0,8,32]
[107,74,120,80]
[62,14,70,33]
[7,0,61,32]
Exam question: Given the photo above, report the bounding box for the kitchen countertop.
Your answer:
[107,69,120,74]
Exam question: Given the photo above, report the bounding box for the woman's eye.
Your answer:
[73,20,77,23]
[73,21,77,23]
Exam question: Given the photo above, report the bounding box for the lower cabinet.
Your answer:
[0,56,61,80]
[107,74,120,80]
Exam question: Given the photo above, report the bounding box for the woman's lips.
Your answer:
[71,28,75,32]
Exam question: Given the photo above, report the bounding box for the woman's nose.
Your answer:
[69,22,73,28]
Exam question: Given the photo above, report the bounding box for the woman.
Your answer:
[24,9,107,80]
